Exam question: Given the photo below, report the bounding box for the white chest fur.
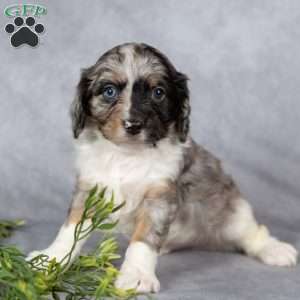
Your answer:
[74,130,185,222]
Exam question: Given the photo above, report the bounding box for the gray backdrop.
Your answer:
[1,1,300,299]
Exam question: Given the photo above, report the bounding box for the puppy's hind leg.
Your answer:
[222,198,298,267]
[27,185,91,263]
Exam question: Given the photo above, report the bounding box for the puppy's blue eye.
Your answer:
[103,85,118,101]
[153,87,165,101]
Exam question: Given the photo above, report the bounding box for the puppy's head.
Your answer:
[71,43,190,146]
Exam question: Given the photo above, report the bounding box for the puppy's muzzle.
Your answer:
[123,119,143,135]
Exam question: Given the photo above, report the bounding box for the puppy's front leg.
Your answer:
[115,182,177,293]
[27,183,91,263]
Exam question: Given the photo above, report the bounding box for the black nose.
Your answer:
[123,119,143,135]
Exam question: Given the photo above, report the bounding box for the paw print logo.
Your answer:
[5,16,44,47]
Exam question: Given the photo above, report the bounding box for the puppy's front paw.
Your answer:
[257,238,298,267]
[115,263,160,293]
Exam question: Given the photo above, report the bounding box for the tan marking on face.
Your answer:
[101,103,125,140]
[90,96,108,119]
[146,74,165,88]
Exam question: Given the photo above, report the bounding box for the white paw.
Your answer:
[26,248,67,263]
[257,238,298,267]
[115,264,160,293]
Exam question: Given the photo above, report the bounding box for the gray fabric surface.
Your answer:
[1,0,300,299]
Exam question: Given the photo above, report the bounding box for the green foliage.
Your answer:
[0,219,25,240]
[0,186,137,300]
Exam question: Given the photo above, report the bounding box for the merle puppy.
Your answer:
[28,43,298,293]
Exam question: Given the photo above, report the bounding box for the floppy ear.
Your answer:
[70,69,92,138]
[174,72,190,142]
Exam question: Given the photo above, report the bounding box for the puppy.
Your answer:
[28,43,298,293]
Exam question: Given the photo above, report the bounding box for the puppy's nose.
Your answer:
[123,119,143,135]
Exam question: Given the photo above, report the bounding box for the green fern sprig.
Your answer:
[0,186,136,300]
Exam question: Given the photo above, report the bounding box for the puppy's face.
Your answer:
[71,43,190,146]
